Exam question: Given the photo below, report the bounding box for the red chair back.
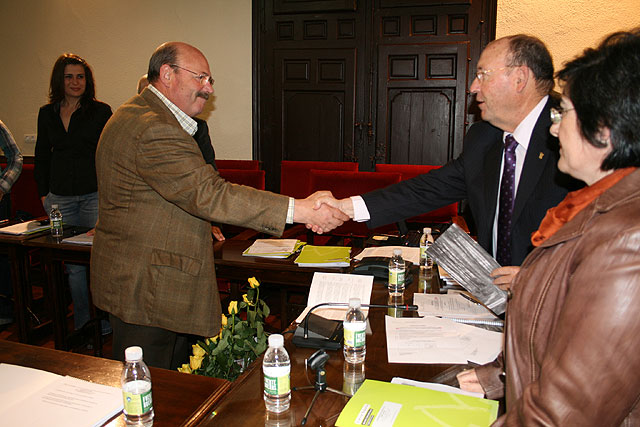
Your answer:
[375,163,458,223]
[280,160,358,199]
[216,159,260,170]
[4,163,46,219]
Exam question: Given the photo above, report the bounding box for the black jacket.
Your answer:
[35,100,112,196]
[362,97,582,265]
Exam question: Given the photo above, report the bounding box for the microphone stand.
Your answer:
[292,350,350,425]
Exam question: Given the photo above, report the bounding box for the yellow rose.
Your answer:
[242,294,254,306]
[228,301,238,314]
[221,314,228,327]
[192,344,206,358]
[248,277,260,288]
[190,355,204,370]
[210,334,219,344]
[177,363,192,374]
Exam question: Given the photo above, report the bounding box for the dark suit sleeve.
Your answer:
[362,154,468,229]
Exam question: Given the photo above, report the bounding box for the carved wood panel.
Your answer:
[376,43,469,165]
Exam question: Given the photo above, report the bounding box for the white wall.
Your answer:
[1,1,638,158]
[497,0,640,75]
[0,0,252,159]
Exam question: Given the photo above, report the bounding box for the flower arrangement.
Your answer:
[178,277,270,381]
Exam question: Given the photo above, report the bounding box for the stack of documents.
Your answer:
[0,220,50,236]
[242,239,304,258]
[413,292,502,327]
[385,315,502,365]
[0,363,123,427]
[62,232,94,246]
[336,379,498,426]
[294,245,351,267]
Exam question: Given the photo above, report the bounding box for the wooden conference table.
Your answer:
[201,266,465,426]
[0,339,230,426]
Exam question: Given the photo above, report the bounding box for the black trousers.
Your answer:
[109,313,192,370]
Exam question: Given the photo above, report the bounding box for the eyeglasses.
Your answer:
[550,107,575,124]
[170,64,214,86]
[474,66,513,82]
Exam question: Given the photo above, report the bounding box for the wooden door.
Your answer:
[254,0,496,191]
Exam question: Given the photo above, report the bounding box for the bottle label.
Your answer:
[389,268,405,286]
[122,381,153,416]
[263,365,290,396]
[51,219,62,230]
[343,321,366,348]
[420,246,426,261]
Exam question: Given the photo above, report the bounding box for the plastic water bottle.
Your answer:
[419,227,434,269]
[343,297,366,363]
[50,204,63,238]
[121,346,154,426]
[388,249,405,295]
[263,334,291,413]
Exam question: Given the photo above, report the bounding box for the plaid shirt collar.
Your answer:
[147,85,197,136]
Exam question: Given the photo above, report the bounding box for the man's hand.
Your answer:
[294,192,349,234]
[456,369,484,395]
[491,266,521,291]
[309,191,355,219]
[211,225,225,241]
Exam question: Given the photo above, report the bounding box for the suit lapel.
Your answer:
[512,99,554,223]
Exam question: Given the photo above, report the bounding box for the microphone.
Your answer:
[292,302,418,349]
[303,302,418,339]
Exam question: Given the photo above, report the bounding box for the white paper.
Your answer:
[0,364,123,427]
[391,377,484,399]
[354,246,420,266]
[385,316,502,365]
[295,272,373,323]
[413,293,496,320]
[62,232,94,246]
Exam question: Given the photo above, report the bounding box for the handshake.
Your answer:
[293,191,355,234]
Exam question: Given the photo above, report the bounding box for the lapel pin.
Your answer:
[539,152,544,160]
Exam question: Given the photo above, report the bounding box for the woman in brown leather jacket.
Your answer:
[458,29,640,425]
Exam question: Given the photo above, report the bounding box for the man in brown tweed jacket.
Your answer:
[91,42,347,369]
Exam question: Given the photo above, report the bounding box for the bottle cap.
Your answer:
[125,346,143,361]
[349,297,361,308]
[423,227,431,234]
[393,249,402,256]
[51,204,59,209]
[268,334,284,348]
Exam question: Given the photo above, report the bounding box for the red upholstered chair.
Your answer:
[218,169,265,190]
[375,163,458,223]
[215,159,260,170]
[6,163,46,219]
[308,170,401,242]
[280,160,359,199]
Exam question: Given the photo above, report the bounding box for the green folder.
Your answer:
[336,379,498,426]
[294,245,351,267]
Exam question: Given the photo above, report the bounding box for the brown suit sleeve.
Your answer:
[135,121,288,235]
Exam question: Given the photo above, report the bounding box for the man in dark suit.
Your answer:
[319,35,581,283]
[93,42,347,369]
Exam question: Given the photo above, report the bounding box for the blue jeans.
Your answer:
[44,192,99,331]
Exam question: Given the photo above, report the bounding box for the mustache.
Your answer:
[196,91,209,100]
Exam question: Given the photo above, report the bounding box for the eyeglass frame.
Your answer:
[550,107,575,125]
[169,64,214,87]
[474,66,514,82]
